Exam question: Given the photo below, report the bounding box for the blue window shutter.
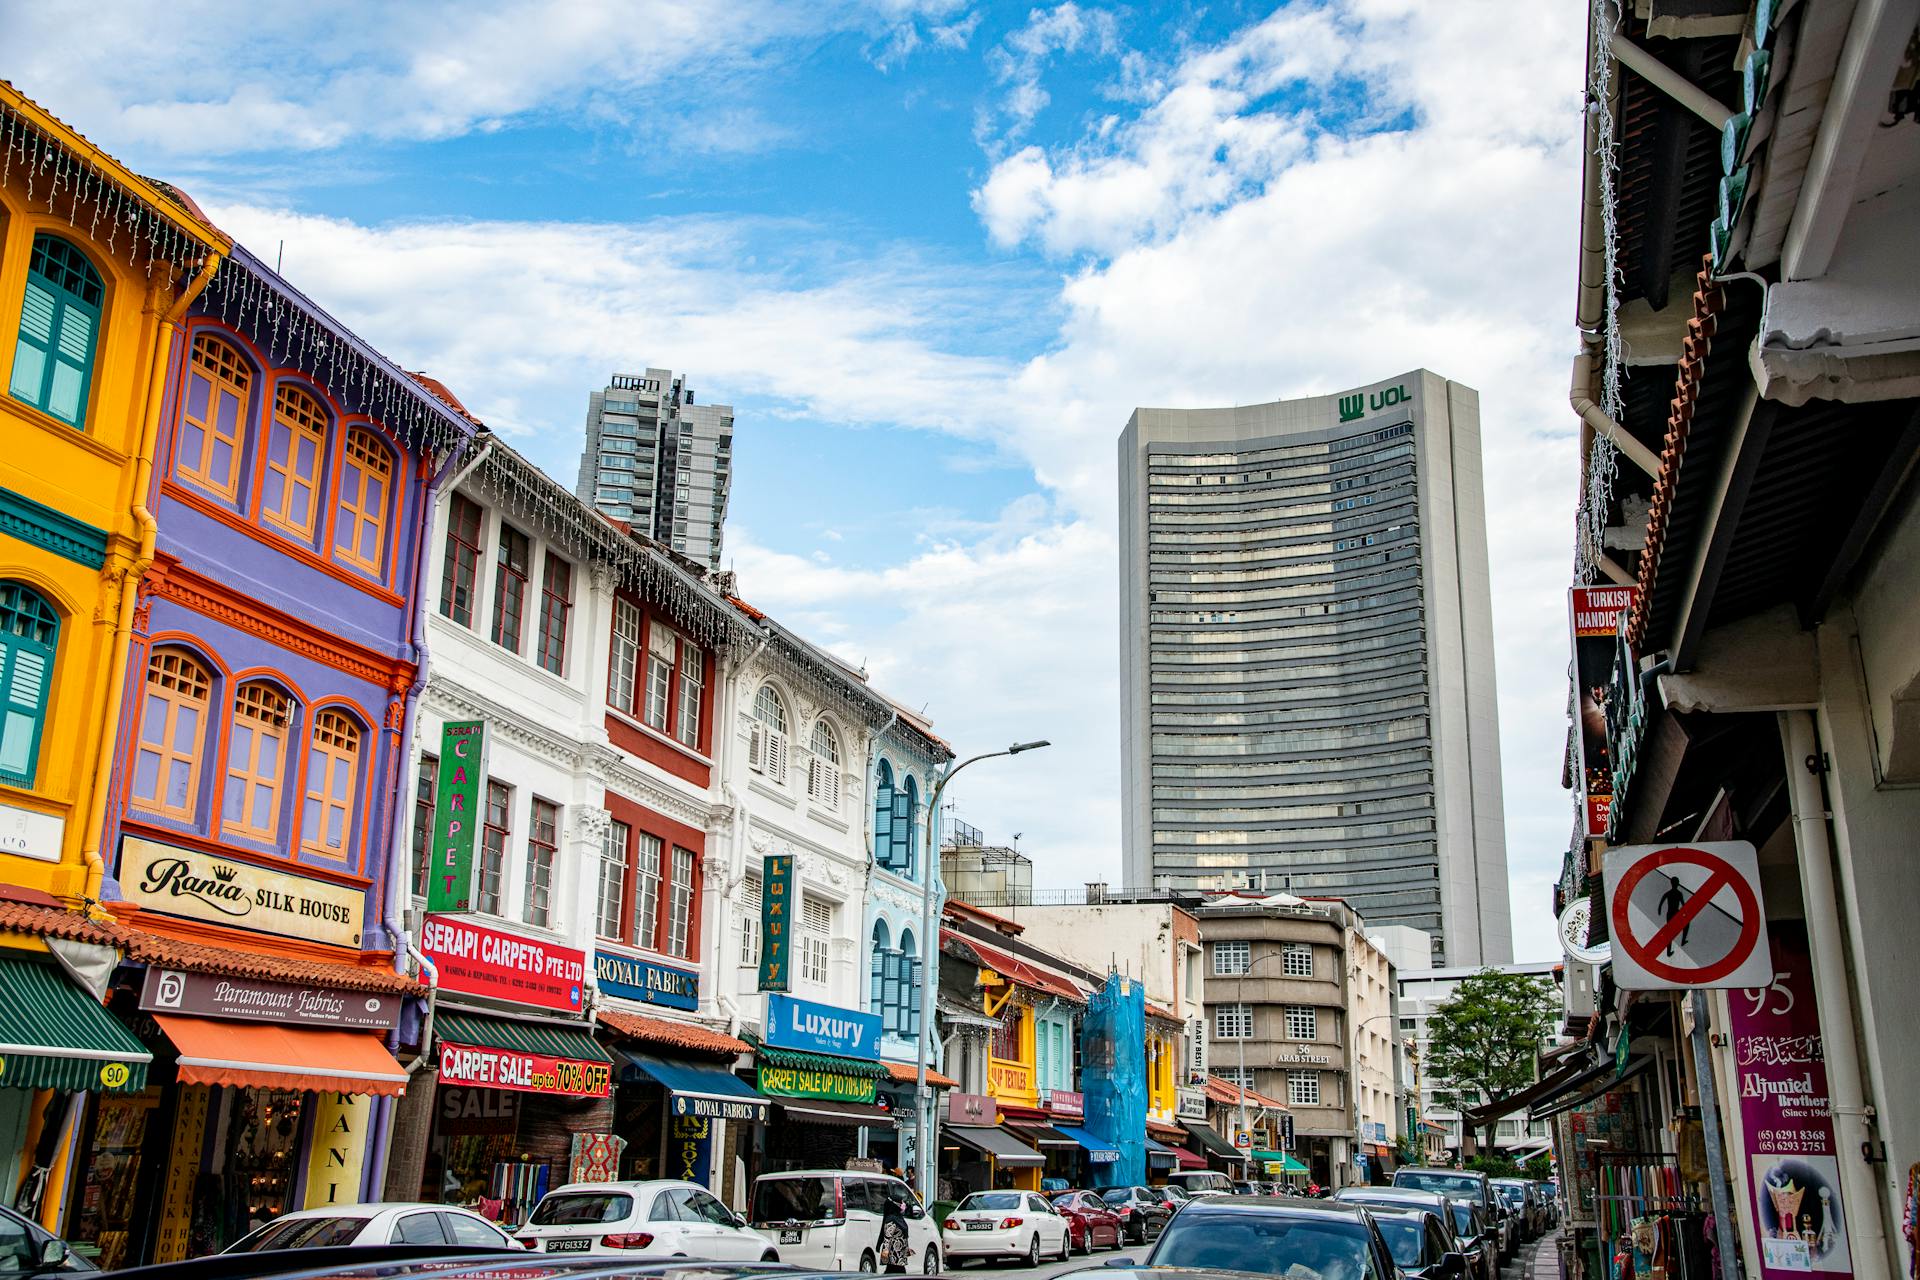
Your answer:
[874,766,893,866]
[11,237,102,427]
[871,945,886,1010]
[906,956,923,1037]
[0,584,59,788]
[891,785,912,869]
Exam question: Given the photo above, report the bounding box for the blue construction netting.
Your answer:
[1080,971,1146,1187]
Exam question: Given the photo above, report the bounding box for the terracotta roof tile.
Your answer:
[1201,1075,1288,1111]
[882,1060,958,1088]
[118,929,419,995]
[0,899,125,946]
[943,929,1086,1003]
[598,1009,748,1057]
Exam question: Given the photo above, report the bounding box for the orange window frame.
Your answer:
[175,335,252,502]
[334,426,393,577]
[223,682,290,841]
[262,384,327,539]
[133,652,211,822]
[302,709,361,857]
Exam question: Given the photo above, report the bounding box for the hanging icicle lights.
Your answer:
[0,91,225,280]
[1575,0,1628,586]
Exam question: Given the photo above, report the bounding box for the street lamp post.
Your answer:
[912,739,1050,1199]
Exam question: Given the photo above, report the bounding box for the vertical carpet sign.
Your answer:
[759,853,793,992]
[426,721,488,914]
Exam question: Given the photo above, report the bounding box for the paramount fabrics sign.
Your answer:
[1569,587,1635,837]
[425,721,488,913]
[758,853,793,992]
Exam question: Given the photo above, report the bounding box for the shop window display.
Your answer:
[213,1089,307,1248]
[68,1088,161,1269]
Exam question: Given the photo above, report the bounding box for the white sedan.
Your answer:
[516,1181,779,1260]
[941,1190,1072,1267]
[225,1203,520,1252]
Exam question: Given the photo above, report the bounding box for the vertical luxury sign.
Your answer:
[425,721,488,913]
[758,853,793,992]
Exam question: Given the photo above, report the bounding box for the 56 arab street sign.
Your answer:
[1603,841,1771,990]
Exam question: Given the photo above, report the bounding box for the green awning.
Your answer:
[754,1042,888,1079]
[436,1012,612,1064]
[1257,1152,1310,1175]
[0,957,150,1092]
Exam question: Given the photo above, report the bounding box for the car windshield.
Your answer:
[752,1178,837,1222]
[1099,1189,1135,1204]
[529,1193,632,1226]
[959,1193,1024,1212]
[229,1216,368,1251]
[1399,1172,1479,1197]
[1497,1187,1524,1205]
[1373,1218,1427,1266]
[1149,1213,1374,1280]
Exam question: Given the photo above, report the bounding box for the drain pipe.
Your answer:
[1778,711,1890,1280]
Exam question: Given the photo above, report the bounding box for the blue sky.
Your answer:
[5,0,1589,959]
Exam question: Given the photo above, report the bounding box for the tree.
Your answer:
[1423,969,1559,1155]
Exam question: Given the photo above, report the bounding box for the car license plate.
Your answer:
[966,1221,993,1231]
[779,1230,802,1244]
[546,1239,590,1253]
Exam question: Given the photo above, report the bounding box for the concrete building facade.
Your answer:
[1118,371,1512,964]
[575,369,733,572]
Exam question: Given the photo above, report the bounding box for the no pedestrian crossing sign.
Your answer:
[1603,841,1771,990]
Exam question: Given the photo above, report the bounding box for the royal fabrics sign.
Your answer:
[765,993,881,1059]
[424,721,488,913]
[595,950,698,1011]
[421,914,584,1013]
[439,1040,611,1098]
[140,968,399,1031]
[119,837,364,946]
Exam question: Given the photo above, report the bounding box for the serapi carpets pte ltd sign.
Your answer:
[119,837,364,947]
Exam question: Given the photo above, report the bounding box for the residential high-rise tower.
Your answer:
[1117,371,1512,964]
[576,368,733,570]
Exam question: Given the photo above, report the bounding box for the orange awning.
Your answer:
[154,1013,408,1096]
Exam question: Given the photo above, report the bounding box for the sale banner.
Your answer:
[439,1040,611,1098]
[1729,922,1854,1279]
[421,914,585,1012]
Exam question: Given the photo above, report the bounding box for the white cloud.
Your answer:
[979,2,1123,144]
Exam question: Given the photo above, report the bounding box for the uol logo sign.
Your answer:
[1338,383,1411,422]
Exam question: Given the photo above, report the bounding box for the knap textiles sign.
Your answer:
[758,853,793,992]
[119,837,364,946]
[756,1062,878,1105]
[421,914,585,1013]
[424,720,488,913]
[139,967,400,1031]
[595,950,698,1011]
[765,993,881,1060]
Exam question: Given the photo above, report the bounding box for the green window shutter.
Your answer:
[0,584,59,788]
[11,236,102,428]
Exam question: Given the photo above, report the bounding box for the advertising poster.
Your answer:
[1570,586,1636,836]
[425,721,488,913]
[1730,923,1854,1279]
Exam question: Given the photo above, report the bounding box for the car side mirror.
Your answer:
[37,1239,69,1270]
[1440,1252,1469,1277]
[905,1204,925,1220]
[1104,1256,1138,1267]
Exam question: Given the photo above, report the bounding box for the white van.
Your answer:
[747,1170,939,1273]
[1166,1170,1235,1197]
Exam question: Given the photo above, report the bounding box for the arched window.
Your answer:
[899,927,921,1039]
[176,334,252,501]
[870,919,891,1010]
[749,684,788,782]
[223,681,290,840]
[134,651,211,820]
[262,384,326,539]
[891,775,919,876]
[872,759,895,864]
[10,234,102,427]
[303,709,361,856]
[807,720,840,807]
[0,583,58,789]
[334,426,392,575]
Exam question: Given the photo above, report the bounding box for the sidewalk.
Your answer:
[1529,1232,1565,1280]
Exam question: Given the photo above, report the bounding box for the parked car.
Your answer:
[1165,1170,1235,1197]
[1098,1186,1173,1244]
[1143,1187,1188,1214]
[225,1204,520,1253]
[0,1204,92,1277]
[1393,1168,1510,1259]
[940,1190,1070,1267]
[517,1182,775,1261]
[1492,1180,1541,1240]
[748,1170,937,1273]
[1131,1194,1399,1280]
[1364,1206,1474,1280]
[1333,1187,1495,1280]
[1045,1191,1123,1253]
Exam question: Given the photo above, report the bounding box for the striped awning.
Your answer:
[0,956,150,1092]
[754,1042,888,1079]
[156,1014,408,1096]
[438,1012,612,1065]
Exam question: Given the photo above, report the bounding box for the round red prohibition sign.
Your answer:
[1611,845,1763,985]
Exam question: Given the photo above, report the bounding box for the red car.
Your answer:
[1046,1190,1124,1254]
